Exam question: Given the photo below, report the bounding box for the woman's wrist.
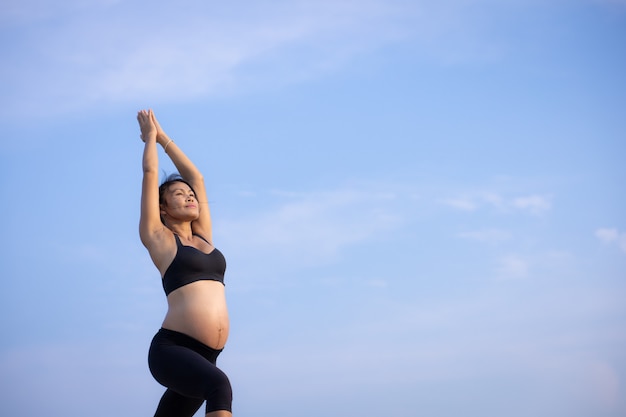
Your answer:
[142,133,157,143]
[162,138,174,152]
[157,133,172,146]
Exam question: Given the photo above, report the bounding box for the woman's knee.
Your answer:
[205,372,232,413]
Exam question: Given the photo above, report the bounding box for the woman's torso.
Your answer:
[162,281,229,349]
[159,234,229,350]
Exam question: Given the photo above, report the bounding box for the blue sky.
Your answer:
[1,1,625,416]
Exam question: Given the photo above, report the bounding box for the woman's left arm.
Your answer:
[151,111,213,242]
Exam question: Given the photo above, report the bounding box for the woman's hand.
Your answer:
[150,110,169,144]
[137,109,157,142]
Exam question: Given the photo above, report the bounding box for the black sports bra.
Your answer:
[162,234,226,296]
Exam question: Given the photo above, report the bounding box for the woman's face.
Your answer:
[161,181,199,220]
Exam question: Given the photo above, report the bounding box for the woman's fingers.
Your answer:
[137,109,157,141]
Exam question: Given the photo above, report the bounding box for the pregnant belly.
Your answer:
[162,280,230,349]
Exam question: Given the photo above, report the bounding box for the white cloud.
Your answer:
[365,278,389,288]
[0,0,420,119]
[0,0,554,120]
[218,184,407,275]
[458,228,512,243]
[496,254,529,280]
[442,197,478,211]
[483,192,506,209]
[596,228,620,243]
[512,194,552,215]
[443,191,552,215]
[595,228,626,253]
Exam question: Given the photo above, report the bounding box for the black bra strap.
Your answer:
[173,233,211,246]
[194,233,212,245]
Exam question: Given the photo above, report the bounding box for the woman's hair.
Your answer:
[158,173,197,224]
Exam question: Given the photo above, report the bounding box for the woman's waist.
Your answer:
[162,309,229,349]
[164,301,229,326]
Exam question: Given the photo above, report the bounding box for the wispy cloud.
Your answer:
[511,194,552,215]
[442,197,478,211]
[5,0,622,121]
[0,0,419,119]
[219,185,406,273]
[496,254,530,280]
[2,0,568,120]
[458,228,512,244]
[443,192,552,215]
[595,228,626,253]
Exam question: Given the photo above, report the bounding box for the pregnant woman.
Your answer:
[137,109,233,417]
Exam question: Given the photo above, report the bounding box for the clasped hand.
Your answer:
[137,109,157,143]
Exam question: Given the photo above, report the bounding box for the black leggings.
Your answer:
[149,328,232,416]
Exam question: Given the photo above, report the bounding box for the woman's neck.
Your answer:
[166,222,193,241]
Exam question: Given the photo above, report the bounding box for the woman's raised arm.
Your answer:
[151,111,213,242]
[137,110,168,249]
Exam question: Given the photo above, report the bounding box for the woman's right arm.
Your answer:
[138,110,169,257]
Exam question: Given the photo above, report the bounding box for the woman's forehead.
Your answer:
[168,182,193,193]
